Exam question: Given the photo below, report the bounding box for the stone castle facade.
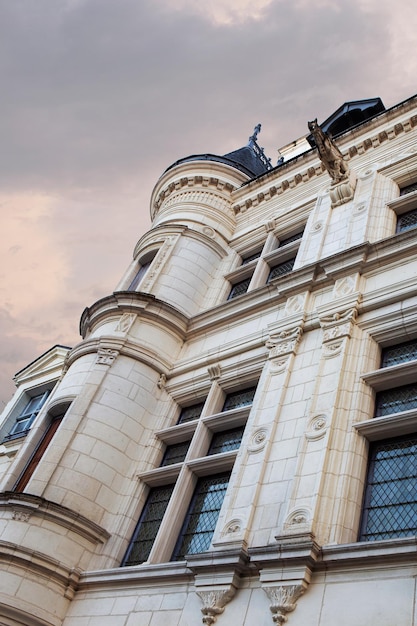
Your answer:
[1,95,417,626]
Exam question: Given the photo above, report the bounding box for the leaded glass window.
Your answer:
[228,277,251,300]
[278,231,303,247]
[161,441,190,466]
[241,250,261,265]
[177,402,205,424]
[400,182,417,196]
[208,426,245,455]
[375,382,417,417]
[171,472,230,560]
[396,207,417,233]
[122,484,175,566]
[267,257,295,282]
[381,339,417,368]
[222,386,256,411]
[359,435,417,541]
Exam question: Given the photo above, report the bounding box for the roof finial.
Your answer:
[248,123,261,146]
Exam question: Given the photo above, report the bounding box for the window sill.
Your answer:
[362,360,417,391]
[353,408,417,440]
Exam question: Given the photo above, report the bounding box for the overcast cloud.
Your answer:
[1,0,416,405]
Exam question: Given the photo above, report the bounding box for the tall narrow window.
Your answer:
[171,472,231,560]
[122,484,175,566]
[14,410,66,492]
[128,261,152,291]
[360,435,417,541]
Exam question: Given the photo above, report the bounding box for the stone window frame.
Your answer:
[225,227,304,300]
[357,336,417,542]
[123,383,256,565]
[387,185,417,235]
[358,338,417,441]
[127,249,159,291]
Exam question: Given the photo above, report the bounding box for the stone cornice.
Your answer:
[151,159,250,221]
[79,291,189,339]
[231,110,417,214]
[0,492,110,544]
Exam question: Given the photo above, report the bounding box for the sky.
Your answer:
[1,0,417,406]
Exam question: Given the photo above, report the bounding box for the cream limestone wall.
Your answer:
[2,97,417,626]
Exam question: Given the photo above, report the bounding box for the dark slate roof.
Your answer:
[164,139,272,179]
[307,98,385,146]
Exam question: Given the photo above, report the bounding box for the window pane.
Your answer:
[222,387,256,411]
[7,391,49,438]
[177,402,205,424]
[228,277,251,300]
[241,251,261,265]
[400,182,417,195]
[208,426,244,455]
[381,339,417,368]
[267,257,295,282]
[278,231,303,247]
[396,208,417,233]
[161,441,190,466]
[172,472,230,560]
[128,261,151,291]
[360,435,417,541]
[375,383,417,417]
[122,484,175,566]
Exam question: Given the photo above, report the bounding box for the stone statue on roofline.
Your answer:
[308,118,350,184]
[308,118,356,206]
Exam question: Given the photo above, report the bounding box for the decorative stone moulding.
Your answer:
[284,508,312,530]
[284,295,305,316]
[319,307,358,343]
[263,584,305,625]
[231,112,417,217]
[266,326,303,360]
[197,588,236,626]
[305,415,328,441]
[332,275,357,299]
[329,170,357,208]
[247,427,269,453]
[96,348,119,366]
[115,312,137,334]
[208,363,222,381]
[221,517,245,537]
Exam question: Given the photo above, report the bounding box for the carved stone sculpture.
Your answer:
[308,119,350,184]
[263,585,304,624]
[197,588,236,626]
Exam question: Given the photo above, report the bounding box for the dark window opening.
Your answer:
[227,277,251,300]
[171,472,230,560]
[375,383,417,417]
[208,426,245,455]
[160,441,191,466]
[177,402,205,425]
[396,208,417,233]
[267,258,295,283]
[122,484,175,566]
[381,339,417,368]
[222,387,256,412]
[359,434,417,541]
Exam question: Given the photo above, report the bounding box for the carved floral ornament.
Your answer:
[266,326,303,357]
[319,308,358,344]
[197,588,236,626]
[263,584,305,625]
